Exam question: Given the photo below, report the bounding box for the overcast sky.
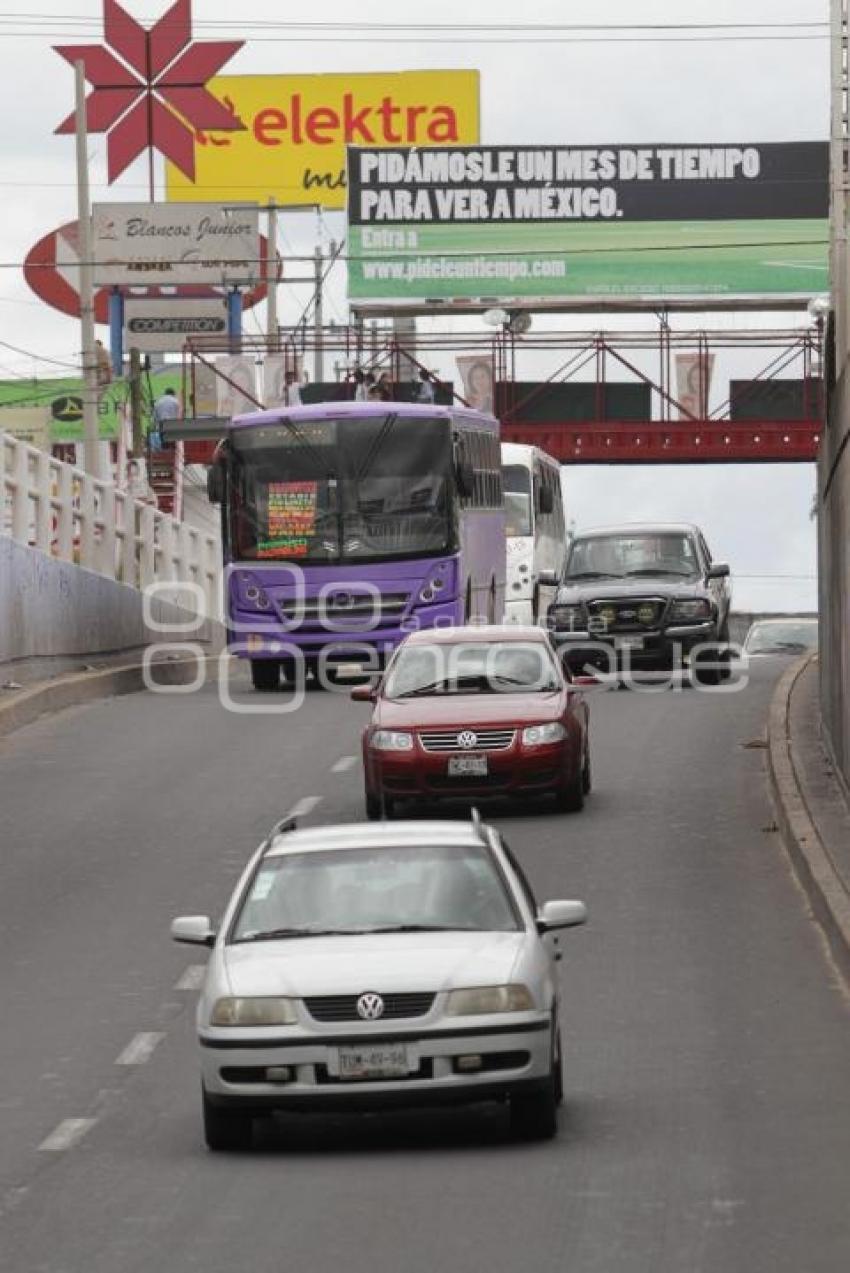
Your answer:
[0,0,829,609]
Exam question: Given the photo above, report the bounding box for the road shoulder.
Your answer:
[0,649,213,739]
[767,654,850,985]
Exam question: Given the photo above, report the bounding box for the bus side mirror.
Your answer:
[207,463,224,505]
[537,484,554,515]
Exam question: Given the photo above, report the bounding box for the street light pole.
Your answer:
[266,199,278,347]
[74,59,100,477]
[314,245,325,383]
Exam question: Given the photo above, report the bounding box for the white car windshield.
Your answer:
[744,621,818,654]
[384,640,561,698]
[231,844,521,941]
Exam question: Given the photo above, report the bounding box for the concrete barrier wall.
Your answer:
[818,364,850,786]
[0,535,222,663]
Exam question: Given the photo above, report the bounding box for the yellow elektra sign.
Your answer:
[165,70,480,210]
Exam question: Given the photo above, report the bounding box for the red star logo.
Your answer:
[54,0,245,184]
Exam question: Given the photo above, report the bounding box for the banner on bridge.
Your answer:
[346,142,828,303]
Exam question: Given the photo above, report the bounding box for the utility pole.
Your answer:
[314,245,325,383]
[129,347,143,454]
[266,199,278,346]
[74,59,100,477]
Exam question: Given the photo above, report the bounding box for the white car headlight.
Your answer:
[210,997,298,1026]
[371,729,414,751]
[669,598,713,622]
[522,722,567,747]
[445,984,535,1015]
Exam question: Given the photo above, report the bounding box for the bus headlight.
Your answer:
[419,576,447,603]
[241,579,272,611]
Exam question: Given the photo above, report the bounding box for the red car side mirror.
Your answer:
[350,684,377,702]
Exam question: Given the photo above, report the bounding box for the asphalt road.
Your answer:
[0,659,848,1273]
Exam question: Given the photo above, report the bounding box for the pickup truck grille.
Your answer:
[586,597,666,633]
[419,729,516,753]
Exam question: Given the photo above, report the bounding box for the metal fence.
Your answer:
[0,430,220,619]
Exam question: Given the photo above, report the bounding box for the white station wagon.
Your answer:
[172,813,588,1150]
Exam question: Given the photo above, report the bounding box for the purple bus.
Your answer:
[207,401,506,689]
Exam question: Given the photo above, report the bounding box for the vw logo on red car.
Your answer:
[457,731,479,750]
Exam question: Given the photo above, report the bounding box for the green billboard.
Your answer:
[347,143,828,302]
[0,370,182,444]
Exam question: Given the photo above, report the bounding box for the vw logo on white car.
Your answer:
[356,992,385,1020]
[457,731,479,750]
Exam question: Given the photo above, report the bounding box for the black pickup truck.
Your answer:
[544,522,732,683]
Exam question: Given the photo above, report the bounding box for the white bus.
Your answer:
[501,442,568,625]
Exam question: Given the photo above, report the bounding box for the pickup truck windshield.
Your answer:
[565,532,699,581]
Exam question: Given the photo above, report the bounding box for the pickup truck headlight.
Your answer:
[522,722,568,746]
[669,598,713,622]
[549,604,584,630]
[371,729,414,751]
[445,985,535,1015]
[211,997,298,1026]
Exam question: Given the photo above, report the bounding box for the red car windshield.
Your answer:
[384,640,562,698]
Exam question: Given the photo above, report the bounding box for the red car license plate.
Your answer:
[447,754,488,777]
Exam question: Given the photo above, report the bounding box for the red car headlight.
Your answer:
[521,722,568,746]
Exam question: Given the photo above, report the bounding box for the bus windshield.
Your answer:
[503,464,532,537]
[228,414,454,564]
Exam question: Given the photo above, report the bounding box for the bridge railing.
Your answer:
[0,430,220,618]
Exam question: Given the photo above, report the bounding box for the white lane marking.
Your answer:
[331,755,357,774]
[38,1118,97,1152]
[290,795,322,819]
[175,964,206,991]
[114,1032,165,1067]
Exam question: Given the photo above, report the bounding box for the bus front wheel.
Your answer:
[250,660,280,692]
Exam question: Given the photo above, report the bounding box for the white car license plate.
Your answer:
[617,636,645,651]
[337,1044,410,1080]
[447,754,488,776]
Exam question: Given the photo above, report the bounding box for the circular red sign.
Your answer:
[23,220,274,323]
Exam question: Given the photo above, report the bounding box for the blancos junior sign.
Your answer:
[92,203,260,287]
[165,71,480,210]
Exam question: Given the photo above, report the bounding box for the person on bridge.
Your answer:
[283,370,303,407]
[415,368,436,404]
[150,387,180,451]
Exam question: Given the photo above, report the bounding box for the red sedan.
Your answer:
[353,626,591,818]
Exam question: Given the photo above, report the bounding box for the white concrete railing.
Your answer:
[0,430,220,619]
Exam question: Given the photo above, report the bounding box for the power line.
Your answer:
[9,239,829,272]
[0,13,828,27]
[0,31,829,44]
[0,338,81,370]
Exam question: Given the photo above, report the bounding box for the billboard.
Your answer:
[124,299,228,352]
[92,203,260,287]
[0,370,181,443]
[346,142,828,302]
[165,71,480,210]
